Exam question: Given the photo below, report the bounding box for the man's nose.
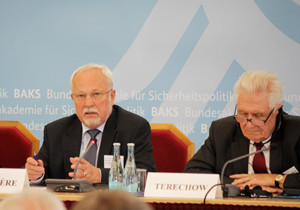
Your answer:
[84,94,94,105]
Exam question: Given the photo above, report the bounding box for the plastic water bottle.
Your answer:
[123,143,138,195]
[109,142,123,190]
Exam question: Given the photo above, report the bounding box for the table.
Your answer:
[1,192,300,209]
[141,197,300,209]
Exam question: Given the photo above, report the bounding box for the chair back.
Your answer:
[0,121,39,168]
[150,123,194,172]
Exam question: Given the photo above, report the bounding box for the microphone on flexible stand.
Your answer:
[73,139,96,180]
[45,140,96,192]
[221,146,269,197]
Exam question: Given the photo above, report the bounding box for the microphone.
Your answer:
[73,139,96,180]
[221,146,269,197]
[45,139,97,192]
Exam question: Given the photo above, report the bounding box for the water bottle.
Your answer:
[109,142,123,190]
[123,143,138,195]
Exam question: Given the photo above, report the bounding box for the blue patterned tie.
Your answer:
[85,129,100,166]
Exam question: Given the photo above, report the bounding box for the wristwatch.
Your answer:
[275,174,283,188]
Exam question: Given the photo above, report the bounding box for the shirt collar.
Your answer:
[81,122,106,138]
[250,135,271,146]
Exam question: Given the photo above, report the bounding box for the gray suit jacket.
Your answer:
[184,109,300,189]
[38,105,156,184]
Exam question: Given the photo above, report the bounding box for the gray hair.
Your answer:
[70,64,113,91]
[72,190,153,210]
[0,189,66,210]
[234,70,283,108]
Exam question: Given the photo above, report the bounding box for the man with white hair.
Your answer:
[0,189,66,210]
[184,70,300,194]
[26,64,156,184]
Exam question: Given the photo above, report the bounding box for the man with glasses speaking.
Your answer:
[25,64,156,184]
[184,70,300,194]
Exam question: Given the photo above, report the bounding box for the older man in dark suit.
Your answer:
[184,70,300,194]
[26,64,156,184]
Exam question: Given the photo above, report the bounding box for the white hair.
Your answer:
[70,63,113,91]
[234,70,283,108]
[0,189,66,210]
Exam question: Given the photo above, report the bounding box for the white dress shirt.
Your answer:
[248,136,271,174]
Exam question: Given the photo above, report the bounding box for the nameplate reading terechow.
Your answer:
[144,172,222,199]
[0,169,29,193]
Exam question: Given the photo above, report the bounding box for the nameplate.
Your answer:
[0,169,30,193]
[144,172,222,199]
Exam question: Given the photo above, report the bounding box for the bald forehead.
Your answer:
[72,69,109,90]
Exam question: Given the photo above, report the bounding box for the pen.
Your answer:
[34,152,38,161]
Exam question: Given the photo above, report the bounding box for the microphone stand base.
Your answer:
[45,179,94,193]
[223,184,241,197]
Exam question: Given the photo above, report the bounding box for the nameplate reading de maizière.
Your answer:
[144,172,222,199]
[0,169,29,193]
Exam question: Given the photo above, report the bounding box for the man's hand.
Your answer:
[69,157,101,183]
[25,157,44,181]
[230,173,283,194]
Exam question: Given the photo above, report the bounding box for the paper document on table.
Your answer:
[283,166,298,174]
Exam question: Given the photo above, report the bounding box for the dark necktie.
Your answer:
[85,129,100,166]
[252,143,268,173]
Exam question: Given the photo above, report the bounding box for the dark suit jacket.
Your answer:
[184,109,300,189]
[37,105,156,184]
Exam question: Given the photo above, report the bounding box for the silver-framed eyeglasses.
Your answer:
[73,89,112,102]
[234,105,275,126]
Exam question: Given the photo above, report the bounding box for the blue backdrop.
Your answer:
[1,0,300,151]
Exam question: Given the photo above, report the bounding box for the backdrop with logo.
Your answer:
[1,0,300,151]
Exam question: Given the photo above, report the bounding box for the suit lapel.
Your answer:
[62,117,82,176]
[269,108,285,173]
[97,108,118,168]
[270,135,283,173]
[231,133,249,174]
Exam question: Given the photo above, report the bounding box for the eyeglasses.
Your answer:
[234,105,275,126]
[72,89,112,102]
